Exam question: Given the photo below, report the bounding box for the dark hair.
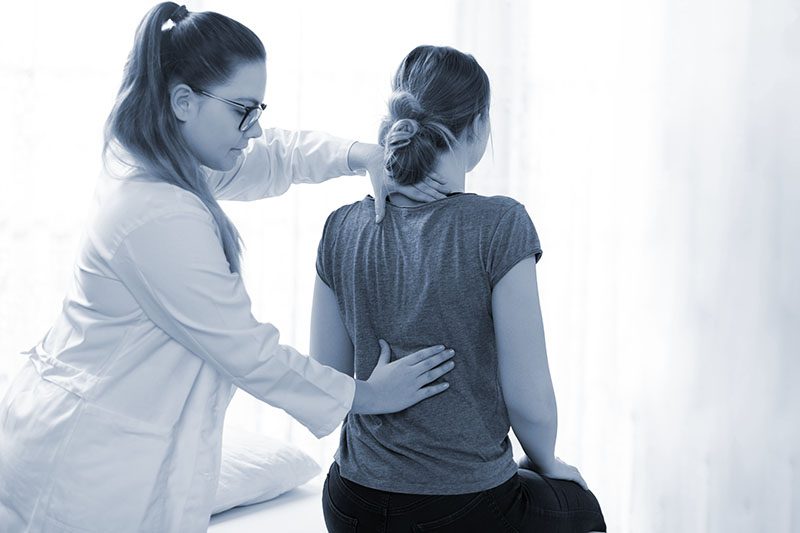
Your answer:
[103,2,266,273]
[378,45,491,186]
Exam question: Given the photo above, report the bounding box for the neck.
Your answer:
[388,149,467,207]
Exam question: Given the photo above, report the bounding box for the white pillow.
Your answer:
[212,428,322,516]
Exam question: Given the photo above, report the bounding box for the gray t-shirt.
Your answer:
[316,192,542,495]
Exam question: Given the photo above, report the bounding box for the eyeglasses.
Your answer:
[190,87,267,132]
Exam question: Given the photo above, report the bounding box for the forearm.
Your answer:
[210,129,367,200]
[510,407,558,471]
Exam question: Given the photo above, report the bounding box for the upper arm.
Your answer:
[310,274,355,376]
[492,257,557,421]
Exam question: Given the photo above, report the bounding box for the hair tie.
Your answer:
[170,5,189,23]
[161,5,189,32]
[385,118,420,150]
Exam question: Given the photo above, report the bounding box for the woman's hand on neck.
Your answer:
[388,148,467,207]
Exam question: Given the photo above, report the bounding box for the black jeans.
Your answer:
[322,461,607,532]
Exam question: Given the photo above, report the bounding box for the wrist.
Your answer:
[347,142,381,172]
[534,456,558,473]
[350,379,375,415]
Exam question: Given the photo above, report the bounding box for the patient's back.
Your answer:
[317,192,541,495]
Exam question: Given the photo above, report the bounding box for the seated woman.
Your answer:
[310,45,607,533]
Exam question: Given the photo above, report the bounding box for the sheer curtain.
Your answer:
[1,2,797,532]
[456,1,800,532]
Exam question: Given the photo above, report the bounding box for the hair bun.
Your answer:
[383,91,426,151]
[384,118,420,150]
[388,90,424,120]
[379,45,490,187]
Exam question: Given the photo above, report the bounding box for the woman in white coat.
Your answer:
[0,4,456,532]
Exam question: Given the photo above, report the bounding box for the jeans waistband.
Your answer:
[329,461,517,512]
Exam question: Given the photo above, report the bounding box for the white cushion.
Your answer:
[212,428,322,516]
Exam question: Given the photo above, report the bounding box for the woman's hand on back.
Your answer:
[350,340,455,414]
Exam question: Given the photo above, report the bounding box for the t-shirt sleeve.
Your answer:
[486,203,543,288]
[109,210,355,438]
[316,210,337,290]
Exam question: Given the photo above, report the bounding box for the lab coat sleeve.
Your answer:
[109,210,355,438]
[207,128,366,201]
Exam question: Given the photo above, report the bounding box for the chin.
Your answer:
[204,153,239,172]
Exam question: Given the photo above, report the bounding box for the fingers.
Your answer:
[376,339,391,366]
[556,460,588,491]
[405,345,448,365]
[574,470,588,491]
[425,171,449,187]
[413,180,446,200]
[368,165,388,223]
[416,381,450,400]
[567,472,588,491]
[417,359,455,385]
[412,349,455,373]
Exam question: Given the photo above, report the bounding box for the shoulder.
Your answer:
[317,197,374,259]
[454,196,539,258]
[459,193,523,210]
[324,197,372,230]
[450,193,530,225]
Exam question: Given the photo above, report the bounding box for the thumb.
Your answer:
[374,192,386,223]
[376,339,391,366]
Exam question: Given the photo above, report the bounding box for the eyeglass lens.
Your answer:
[240,108,262,132]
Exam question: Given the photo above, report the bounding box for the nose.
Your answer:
[245,119,263,139]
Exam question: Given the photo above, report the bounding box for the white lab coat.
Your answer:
[0,129,362,532]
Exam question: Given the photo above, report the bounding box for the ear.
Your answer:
[170,83,196,123]
[470,113,487,139]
